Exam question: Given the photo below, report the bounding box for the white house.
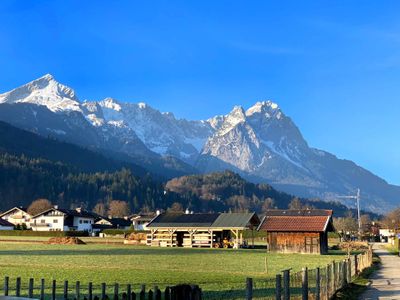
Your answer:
[130,213,157,231]
[0,219,15,230]
[31,207,96,232]
[0,207,33,228]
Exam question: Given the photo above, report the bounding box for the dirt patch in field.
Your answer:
[45,237,86,245]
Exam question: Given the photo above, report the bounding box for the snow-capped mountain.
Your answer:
[1,74,399,213]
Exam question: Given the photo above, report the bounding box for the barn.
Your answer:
[258,209,334,254]
[146,212,260,248]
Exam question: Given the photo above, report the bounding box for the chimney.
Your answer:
[54,205,58,209]
[185,209,190,214]
[76,207,82,213]
[156,210,161,216]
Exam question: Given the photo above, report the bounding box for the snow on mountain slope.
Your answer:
[0,74,81,113]
[0,74,399,212]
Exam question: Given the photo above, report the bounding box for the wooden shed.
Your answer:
[258,209,334,254]
[146,212,260,248]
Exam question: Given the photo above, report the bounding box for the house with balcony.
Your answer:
[0,207,33,228]
[31,207,96,232]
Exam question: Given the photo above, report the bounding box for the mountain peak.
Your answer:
[0,74,80,112]
[246,100,279,115]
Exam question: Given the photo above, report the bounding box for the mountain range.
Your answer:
[0,74,398,213]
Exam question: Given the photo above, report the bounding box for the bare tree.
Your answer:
[107,200,131,218]
[262,197,275,213]
[168,202,184,212]
[93,202,107,216]
[288,197,302,210]
[27,199,53,216]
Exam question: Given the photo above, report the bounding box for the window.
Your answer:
[84,220,89,224]
[53,219,58,223]
[79,220,83,224]
[41,219,45,224]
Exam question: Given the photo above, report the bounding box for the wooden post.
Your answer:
[315,267,320,300]
[16,277,21,297]
[347,258,352,284]
[354,254,359,275]
[326,264,331,299]
[246,277,253,300]
[283,269,290,300]
[301,268,308,300]
[154,286,161,300]
[275,274,282,300]
[148,289,153,300]
[164,287,170,300]
[140,285,145,300]
[114,283,119,300]
[88,282,93,300]
[342,260,347,287]
[127,284,131,300]
[101,283,106,300]
[209,230,213,248]
[332,261,337,292]
[40,279,45,300]
[29,278,34,298]
[64,280,68,300]
[52,280,57,300]
[76,281,81,300]
[4,276,9,296]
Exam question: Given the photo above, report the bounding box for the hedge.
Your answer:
[101,229,135,236]
[0,230,89,237]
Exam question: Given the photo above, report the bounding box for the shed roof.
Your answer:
[147,212,260,229]
[212,213,260,228]
[147,213,219,228]
[259,209,333,232]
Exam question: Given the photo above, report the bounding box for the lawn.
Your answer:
[0,241,346,299]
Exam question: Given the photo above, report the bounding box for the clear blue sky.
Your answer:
[1,1,399,185]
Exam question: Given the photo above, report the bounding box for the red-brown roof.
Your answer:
[259,209,333,232]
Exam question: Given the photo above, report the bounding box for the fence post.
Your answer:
[52,280,57,300]
[301,268,308,300]
[315,267,320,300]
[114,283,119,300]
[154,286,161,300]
[88,282,93,300]
[148,289,153,300]
[342,260,347,287]
[164,287,170,300]
[347,258,352,284]
[246,277,253,300]
[16,277,21,297]
[101,283,106,300]
[127,284,131,300]
[283,269,290,300]
[354,254,359,275]
[140,285,145,300]
[276,274,282,300]
[332,261,337,292]
[29,278,34,298]
[76,281,81,300]
[40,279,45,300]
[4,276,9,296]
[64,280,68,300]
[326,264,331,300]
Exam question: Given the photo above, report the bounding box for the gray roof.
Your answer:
[147,212,260,229]
[212,213,260,228]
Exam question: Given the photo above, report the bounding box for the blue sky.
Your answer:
[1,1,400,184]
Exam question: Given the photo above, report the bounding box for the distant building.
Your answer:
[146,212,260,248]
[0,207,32,228]
[0,219,15,230]
[130,213,157,231]
[94,216,132,231]
[30,207,96,232]
[258,209,334,254]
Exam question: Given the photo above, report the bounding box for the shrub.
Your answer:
[0,230,89,237]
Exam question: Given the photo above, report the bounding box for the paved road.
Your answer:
[360,243,400,300]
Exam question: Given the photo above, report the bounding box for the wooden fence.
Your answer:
[246,247,373,300]
[2,279,202,300]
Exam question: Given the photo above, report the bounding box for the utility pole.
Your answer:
[338,188,361,237]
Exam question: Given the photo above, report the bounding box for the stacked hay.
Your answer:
[124,232,147,245]
[45,237,86,245]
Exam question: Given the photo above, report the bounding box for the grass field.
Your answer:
[0,239,346,299]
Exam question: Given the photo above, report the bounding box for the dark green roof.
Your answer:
[147,212,260,229]
[212,213,259,228]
